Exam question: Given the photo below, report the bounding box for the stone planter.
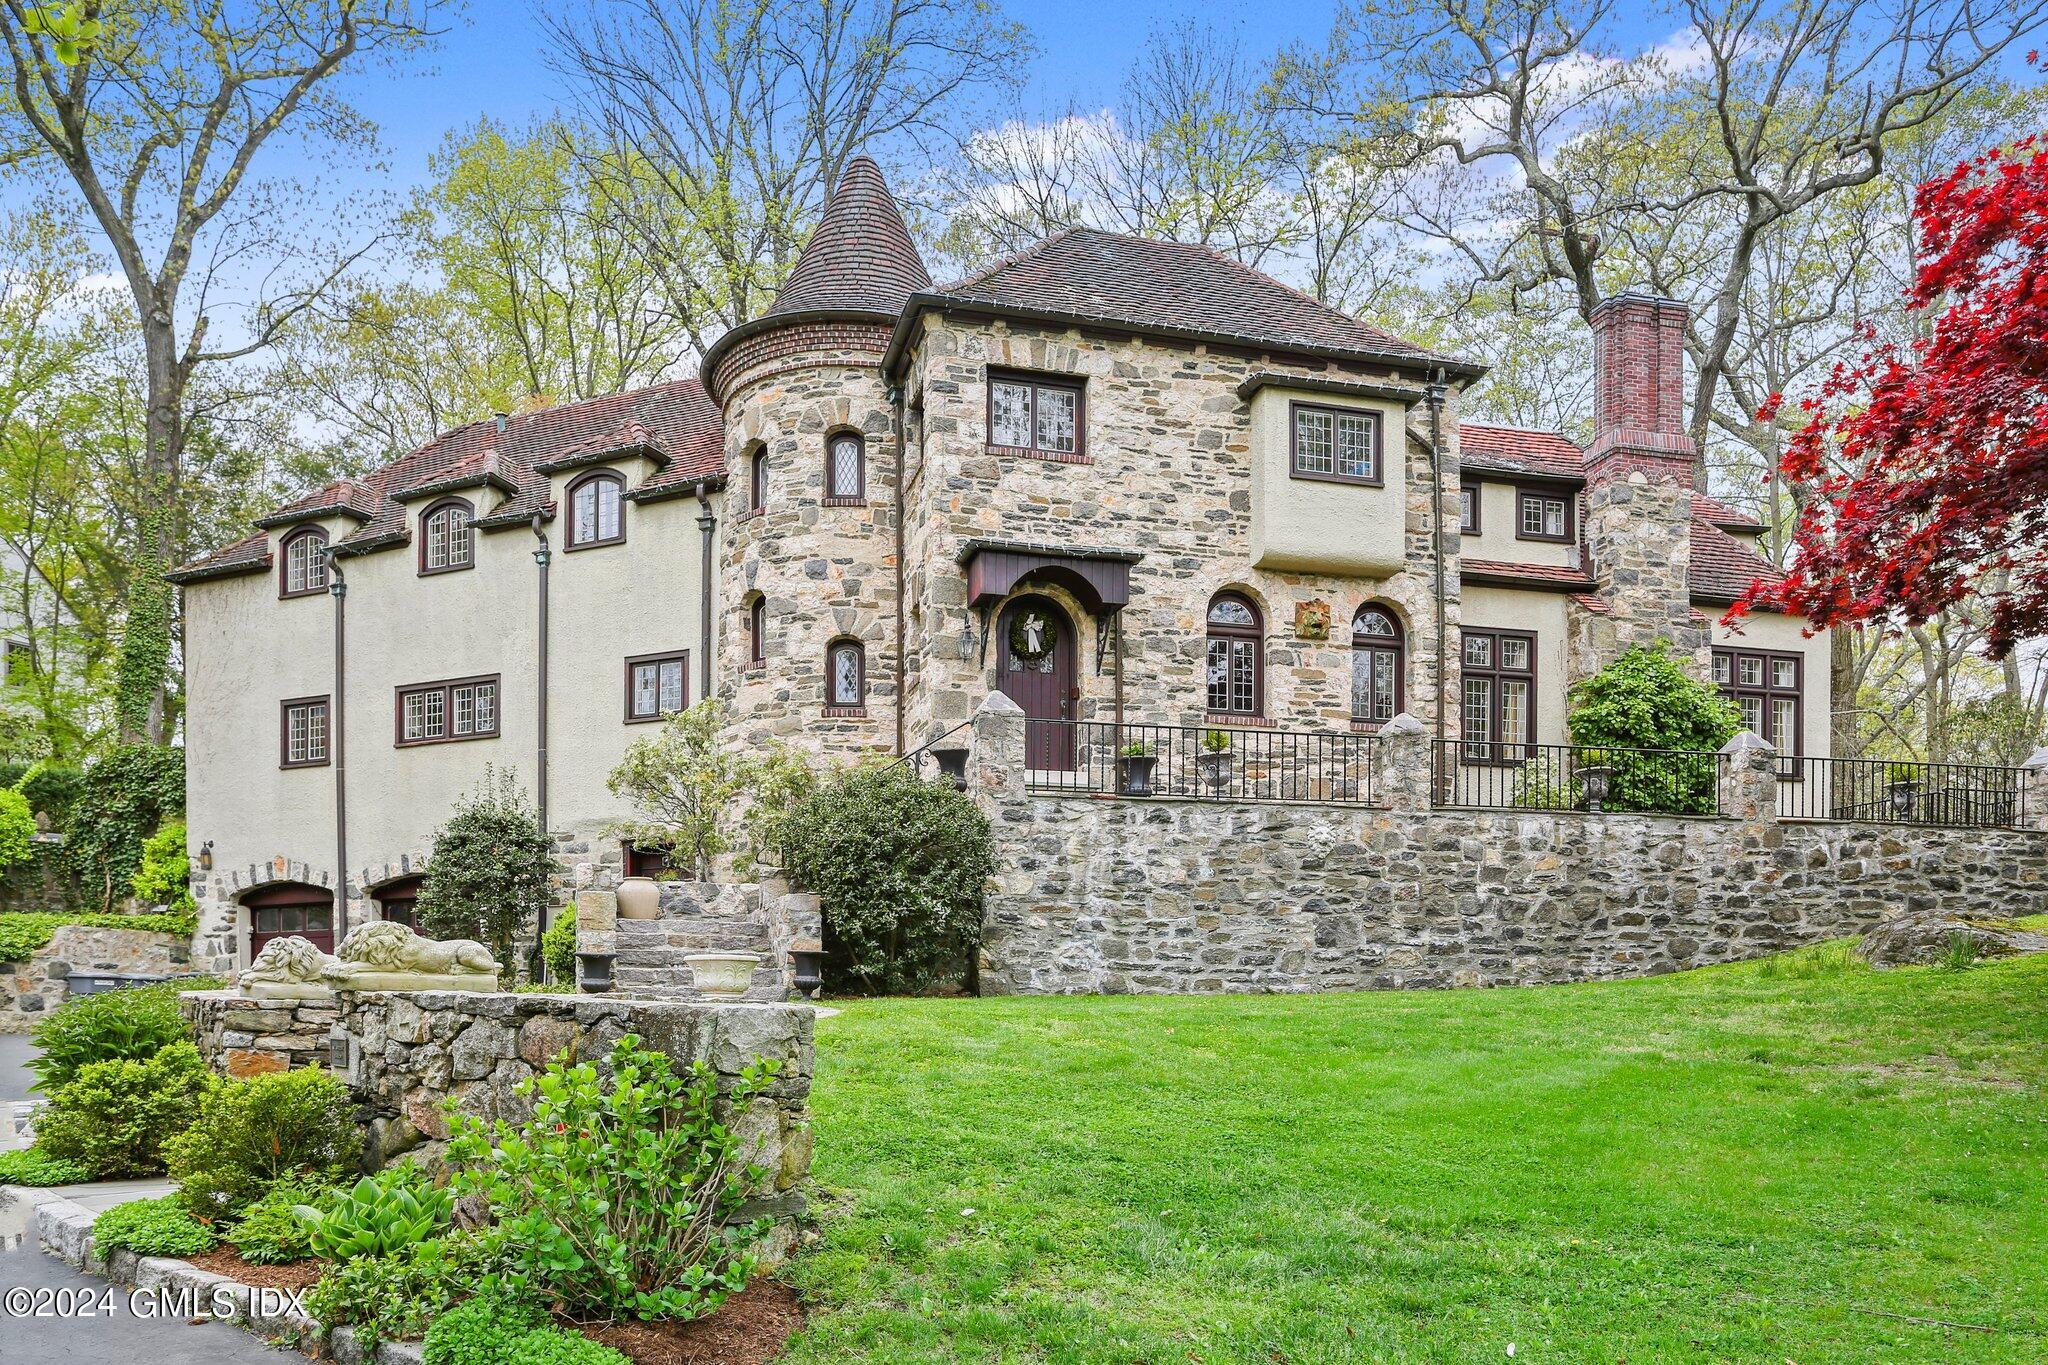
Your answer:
[1887,780,1920,820]
[576,951,616,993]
[686,952,759,999]
[616,875,661,920]
[1198,750,1232,794]
[1574,764,1615,813]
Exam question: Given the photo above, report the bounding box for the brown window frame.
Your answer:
[624,842,677,879]
[1350,606,1405,730]
[1459,482,1482,534]
[1714,647,1803,758]
[1460,628,1538,765]
[1515,486,1574,543]
[564,470,626,550]
[747,596,766,668]
[418,497,476,575]
[824,638,867,715]
[245,883,336,955]
[824,429,866,504]
[395,674,501,747]
[748,447,768,516]
[624,649,690,723]
[374,875,423,930]
[279,694,331,769]
[279,527,329,598]
[1205,591,1265,719]
[986,368,1088,463]
[1288,401,1383,487]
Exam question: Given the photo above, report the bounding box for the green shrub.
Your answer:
[92,1195,218,1258]
[28,977,204,1093]
[447,1035,776,1323]
[423,1296,630,1365]
[781,765,993,992]
[416,769,554,974]
[1565,642,1743,815]
[63,745,185,910]
[0,1148,91,1186]
[540,910,576,984]
[130,818,195,914]
[305,1234,502,1354]
[33,1042,210,1178]
[227,1177,336,1265]
[299,1166,454,1261]
[165,1067,362,1220]
[0,788,32,873]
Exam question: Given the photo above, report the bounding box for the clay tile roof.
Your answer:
[175,380,727,577]
[1458,423,1586,480]
[1460,558,1598,591]
[931,228,1475,374]
[167,531,271,584]
[1691,491,1765,530]
[763,155,932,320]
[1689,518,1785,609]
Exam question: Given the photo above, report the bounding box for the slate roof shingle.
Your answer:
[762,156,932,320]
[929,228,1478,375]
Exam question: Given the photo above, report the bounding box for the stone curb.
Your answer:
[7,1183,424,1364]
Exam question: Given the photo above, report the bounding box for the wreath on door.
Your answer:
[1008,610,1054,662]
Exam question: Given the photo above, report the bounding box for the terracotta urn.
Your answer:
[616,875,662,920]
[686,952,759,998]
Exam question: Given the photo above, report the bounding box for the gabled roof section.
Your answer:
[1690,519,1786,610]
[172,380,726,580]
[919,228,1480,378]
[1459,423,1586,481]
[762,156,932,321]
[1691,491,1765,531]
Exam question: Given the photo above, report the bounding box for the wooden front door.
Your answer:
[996,595,1078,770]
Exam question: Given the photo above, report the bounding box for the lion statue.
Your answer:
[238,935,342,999]
[318,920,501,991]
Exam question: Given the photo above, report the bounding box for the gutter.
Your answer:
[889,384,908,756]
[693,480,717,706]
[531,515,551,832]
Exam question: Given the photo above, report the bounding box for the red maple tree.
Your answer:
[1732,134,2048,658]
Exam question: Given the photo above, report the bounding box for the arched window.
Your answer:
[1205,592,1263,717]
[419,498,474,574]
[566,471,625,548]
[1351,605,1405,727]
[825,431,864,501]
[280,527,328,598]
[244,882,335,957]
[747,596,766,667]
[749,448,769,514]
[826,639,865,711]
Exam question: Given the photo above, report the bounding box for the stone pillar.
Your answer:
[967,691,1027,807]
[574,887,618,975]
[1373,712,1434,812]
[2022,746,2048,832]
[1718,730,1778,821]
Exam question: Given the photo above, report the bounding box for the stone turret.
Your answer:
[1575,292,1707,672]
[703,157,930,759]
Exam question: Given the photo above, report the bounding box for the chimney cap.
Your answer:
[1590,291,1688,320]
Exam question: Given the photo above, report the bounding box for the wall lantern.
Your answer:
[198,840,214,872]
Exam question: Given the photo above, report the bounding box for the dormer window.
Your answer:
[988,371,1084,460]
[420,498,474,574]
[566,471,625,549]
[1516,488,1572,542]
[280,527,328,598]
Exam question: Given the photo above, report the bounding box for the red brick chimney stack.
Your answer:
[1585,292,1694,478]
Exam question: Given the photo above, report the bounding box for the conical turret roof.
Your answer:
[761,155,931,320]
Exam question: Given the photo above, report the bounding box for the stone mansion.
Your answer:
[170,157,1826,973]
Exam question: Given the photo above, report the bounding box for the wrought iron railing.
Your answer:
[1432,740,1724,815]
[1022,719,1379,806]
[1775,755,2027,829]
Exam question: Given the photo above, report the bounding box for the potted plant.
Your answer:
[1573,747,1616,812]
[1198,728,1234,794]
[1885,761,1923,819]
[1117,739,1157,797]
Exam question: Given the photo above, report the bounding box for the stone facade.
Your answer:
[181,990,815,1250]
[967,698,2048,994]
[0,925,194,1031]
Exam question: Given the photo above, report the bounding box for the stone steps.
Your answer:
[612,912,784,1002]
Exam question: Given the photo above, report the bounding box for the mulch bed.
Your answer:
[574,1281,805,1365]
[184,1245,325,1292]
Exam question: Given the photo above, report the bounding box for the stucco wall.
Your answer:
[1460,479,1579,569]
[183,473,716,968]
[1246,383,1410,576]
[1458,585,1573,746]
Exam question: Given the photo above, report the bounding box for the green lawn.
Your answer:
[783,947,2048,1363]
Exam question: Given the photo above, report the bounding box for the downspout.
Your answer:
[694,483,716,705]
[325,550,349,944]
[1424,373,1450,755]
[531,515,551,832]
[889,385,908,755]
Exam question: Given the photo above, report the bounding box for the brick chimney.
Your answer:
[1572,292,1707,676]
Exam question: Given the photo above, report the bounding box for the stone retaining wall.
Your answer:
[967,697,2048,994]
[181,989,816,1248]
[0,925,194,1031]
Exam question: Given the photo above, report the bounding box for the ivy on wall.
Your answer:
[115,510,172,745]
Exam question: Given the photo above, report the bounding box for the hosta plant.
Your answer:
[297,1165,454,1261]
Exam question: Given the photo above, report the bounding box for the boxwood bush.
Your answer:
[1565,642,1743,815]
[165,1067,361,1219]
[780,765,993,993]
[27,976,212,1094]
[32,1042,210,1178]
